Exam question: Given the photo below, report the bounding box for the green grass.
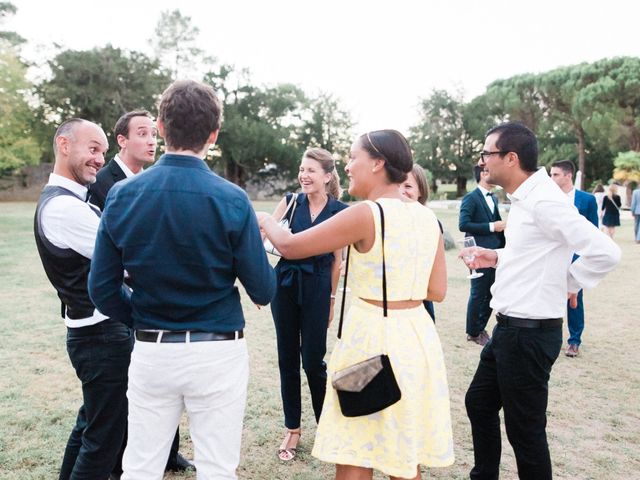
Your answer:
[1,202,638,479]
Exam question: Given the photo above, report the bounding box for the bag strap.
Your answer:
[376,201,388,318]
[280,193,298,222]
[337,201,387,339]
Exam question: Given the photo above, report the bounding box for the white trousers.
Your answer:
[122,338,249,480]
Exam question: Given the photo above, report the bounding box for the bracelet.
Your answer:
[330,294,336,299]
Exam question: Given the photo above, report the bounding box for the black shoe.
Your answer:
[166,452,196,472]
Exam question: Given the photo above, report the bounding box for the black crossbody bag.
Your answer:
[331,202,402,417]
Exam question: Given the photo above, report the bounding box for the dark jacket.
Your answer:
[88,159,127,211]
[459,188,506,250]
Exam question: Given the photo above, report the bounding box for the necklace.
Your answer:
[309,198,328,220]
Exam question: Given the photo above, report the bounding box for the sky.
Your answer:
[8,0,640,134]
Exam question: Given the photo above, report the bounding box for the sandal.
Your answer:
[277,428,301,461]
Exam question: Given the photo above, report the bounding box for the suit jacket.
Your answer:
[88,159,127,211]
[574,189,599,227]
[459,188,506,249]
[631,188,640,215]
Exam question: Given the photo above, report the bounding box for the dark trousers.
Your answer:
[466,268,495,336]
[465,320,562,480]
[59,319,133,480]
[271,268,331,429]
[566,289,584,346]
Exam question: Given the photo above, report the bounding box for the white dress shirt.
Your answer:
[478,185,497,232]
[113,154,136,178]
[41,173,108,327]
[477,185,496,214]
[490,168,620,319]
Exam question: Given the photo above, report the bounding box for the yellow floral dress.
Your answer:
[312,199,454,478]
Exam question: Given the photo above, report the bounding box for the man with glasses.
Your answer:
[461,122,620,479]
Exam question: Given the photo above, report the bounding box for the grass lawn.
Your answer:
[0,201,638,479]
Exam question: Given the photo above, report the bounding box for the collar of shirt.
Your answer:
[567,188,576,204]
[155,153,211,171]
[478,184,495,212]
[47,173,88,200]
[477,185,490,197]
[507,167,547,203]
[113,154,137,178]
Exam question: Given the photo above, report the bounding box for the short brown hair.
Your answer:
[410,164,429,205]
[158,80,223,151]
[53,118,85,156]
[114,110,153,144]
[551,159,575,176]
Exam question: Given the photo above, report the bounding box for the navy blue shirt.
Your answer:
[88,154,276,332]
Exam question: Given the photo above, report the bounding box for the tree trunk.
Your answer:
[628,126,640,152]
[456,176,467,198]
[225,160,247,188]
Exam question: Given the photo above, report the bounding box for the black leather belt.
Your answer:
[135,330,243,343]
[496,313,562,329]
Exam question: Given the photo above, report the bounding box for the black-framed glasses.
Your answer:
[479,150,508,161]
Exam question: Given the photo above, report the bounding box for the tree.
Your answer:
[38,45,171,158]
[298,92,354,161]
[409,90,482,197]
[577,57,640,152]
[0,2,25,46]
[482,73,546,132]
[0,44,40,176]
[151,9,213,79]
[613,151,640,183]
[204,66,307,188]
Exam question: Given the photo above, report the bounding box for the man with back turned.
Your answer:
[89,80,276,479]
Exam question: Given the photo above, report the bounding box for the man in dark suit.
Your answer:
[550,160,599,357]
[459,165,506,345]
[88,110,157,210]
[88,110,194,475]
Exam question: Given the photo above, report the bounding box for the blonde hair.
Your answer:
[303,148,342,199]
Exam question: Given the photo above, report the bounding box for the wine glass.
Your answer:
[458,236,484,279]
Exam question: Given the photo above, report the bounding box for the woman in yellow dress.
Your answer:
[257,130,454,479]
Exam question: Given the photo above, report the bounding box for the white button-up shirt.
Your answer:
[113,154,136,178]
[490,168,621,319]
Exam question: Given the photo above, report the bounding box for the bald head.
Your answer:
[53,119,108,186]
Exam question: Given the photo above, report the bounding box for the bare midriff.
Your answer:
[360,298,423,310]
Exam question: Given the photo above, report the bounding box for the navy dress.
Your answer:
[270,193,348,429]
[602,194,621,227]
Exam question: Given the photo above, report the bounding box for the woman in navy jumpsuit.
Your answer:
[269,148,348,461]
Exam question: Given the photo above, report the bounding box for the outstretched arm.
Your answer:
[257,202,375,259]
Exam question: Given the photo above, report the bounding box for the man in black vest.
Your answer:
[459,166,506,345]
[34,119,133,480]
[88,110,194,474]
